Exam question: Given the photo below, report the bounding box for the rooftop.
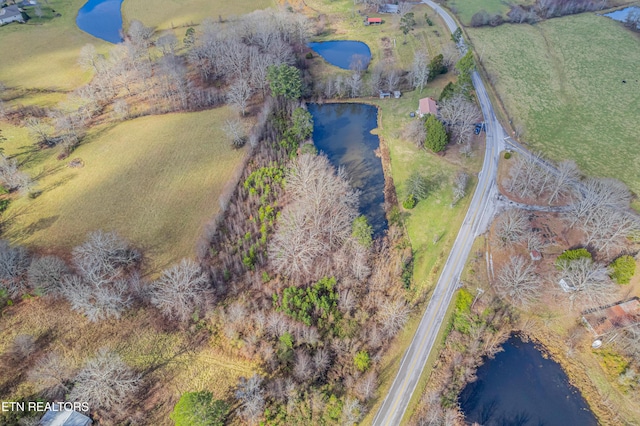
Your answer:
[582,297,640,336]
[418,97,438,116]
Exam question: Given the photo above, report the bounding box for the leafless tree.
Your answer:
[269,154,358,282]
[346,72,362,98]
[236,374,265,425]
[112,98,129,120]
[24,117,54,146]
[72,231,139,285]
[399,1,413,15]
[495,256,540,307]
[223,118,247,148]
[323,76,336,99]
[27,255,70,296]
[368,63,384,96]
[0,240,31,298]
[378,298,410,338]
[69,348,140,412]
[227,78,253,116]
[0,155,32,193]
[126,20,154,52]
[385,68,400,92]
[403,119,426,148]
[438,94,482,144]
[60,275,132,322]
[569,177,632,226]
[355,370,377,402]
[452,171,469,206]
[410,51,430,93]
[441,44,460,69]
[547,160,579,204]
[28,352,75,399]
[149,258,211,322]
[557,257,616,309]
[495,209,528,247]
[313,348,331,379]
[293,349,313,383]
[156,32,178,56]
[340,397,364,425]
[9,334,36,359]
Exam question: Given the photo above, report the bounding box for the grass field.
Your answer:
[2,108,246,270]
[468,14,640,196]
[443,0,533,25]
[0,0,99,91]
[123,0,275,30]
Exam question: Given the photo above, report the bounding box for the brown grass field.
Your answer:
[2,108,247,271]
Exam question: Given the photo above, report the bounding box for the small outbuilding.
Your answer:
[379,91,391,99]
[418,97,438,117]
[366,17,382,25]
[393,91,401,98]
[378,4,400,14]
[529,250,542,261]
[39,409,93,426]
[0,5,24,25]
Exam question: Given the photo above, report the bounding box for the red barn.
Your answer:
[367,17,382,25]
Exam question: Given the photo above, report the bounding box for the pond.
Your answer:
[603,6,640,28]
[309,103,387,237]
[76,0,123,43]
[459,335,597,425]
[308,41,371,70]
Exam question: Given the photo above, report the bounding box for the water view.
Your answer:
[76,0,123,43]
[308,40,371,70]
[460,335,597,425]
[603,6,640,25]
[309,103,387,237]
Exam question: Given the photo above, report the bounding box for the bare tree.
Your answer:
[441,44,460,69]
[112,99,129,120]
[0,155,32,193]
[495,209,528,247]
[27,255,70,296]
[346,72,362,98]
[385,68,400,92]
[438,94,482,144]
[223,118,247,148]
[355,370,377,402]
[410,51,430,93]
[24,117,54,147]
[0,240,31,298]
[495,256,540,307]
[369,63,384,96]
[72,231,139,285]
[269,154,358,281]
[403,119,426,148]
[149,258,211,322]
[28,352,75,399]
[235,374,265,425]
[60,275,132,322]
[547,160,579,204]
[293,349,313,383]
[378,298,410,338]
[452,171,469,206]
[69,348,140,412]
[507,153,553,200]
[557,257,616,309]
[227,78,253,116]
[156,31,178,56]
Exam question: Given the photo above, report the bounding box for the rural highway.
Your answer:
[372,2,506,425]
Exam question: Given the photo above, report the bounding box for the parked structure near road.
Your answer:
[418,97,438,117]
[0,5,24,25]
[582,297,640,336]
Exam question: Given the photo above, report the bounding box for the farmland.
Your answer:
[2,108,246,270]
[468,13,640,196]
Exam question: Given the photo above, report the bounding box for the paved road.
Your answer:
[372,3,506,425]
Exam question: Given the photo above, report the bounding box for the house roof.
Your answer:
[0,5,22,18]
[368,17,382,23]
[418,97,438,115]
[379,4,399,13]
[582,297,640,336]
[39,410,92,426]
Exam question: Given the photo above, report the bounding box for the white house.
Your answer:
[0,5,24,25]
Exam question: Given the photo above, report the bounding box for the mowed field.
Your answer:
[123,0,275,30]
[444,0,533,25]
[468,14,640,195]
[0,0,99,91]
[2,108,246,270]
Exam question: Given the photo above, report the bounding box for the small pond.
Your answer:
[309,103,387,237]
[76,0,123,43]
[308,40,371,70]
[603,6,640,28]
[459,335,597,425]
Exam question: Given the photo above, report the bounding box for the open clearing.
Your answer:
[123,0,275,30]
[2,108,246,270]
[468,14,640,196]
[444,0,533,25]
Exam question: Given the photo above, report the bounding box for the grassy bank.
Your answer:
[2,108,246,270]
[0,0,99,91]
[467,14,640,196]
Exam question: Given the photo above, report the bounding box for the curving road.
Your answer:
[372,2,506,425]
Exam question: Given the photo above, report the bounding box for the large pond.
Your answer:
[308,41,371,70]
[603,6,640,28]
[459,335,597,425]
[309,103,387,237]
[76,0,123,43]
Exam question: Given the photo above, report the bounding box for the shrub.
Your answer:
[403,194,417,209]
[0,198,9,213]
[424,114,448,153]
[609,255,636,285]
[556,248,592,268]
[170,391,229,426]
[504,151,512,159]
[305,52,313,59]
[452,288,474,334]
[352,216,373,248]
[354,350,370,372]
[274,277,340,331]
